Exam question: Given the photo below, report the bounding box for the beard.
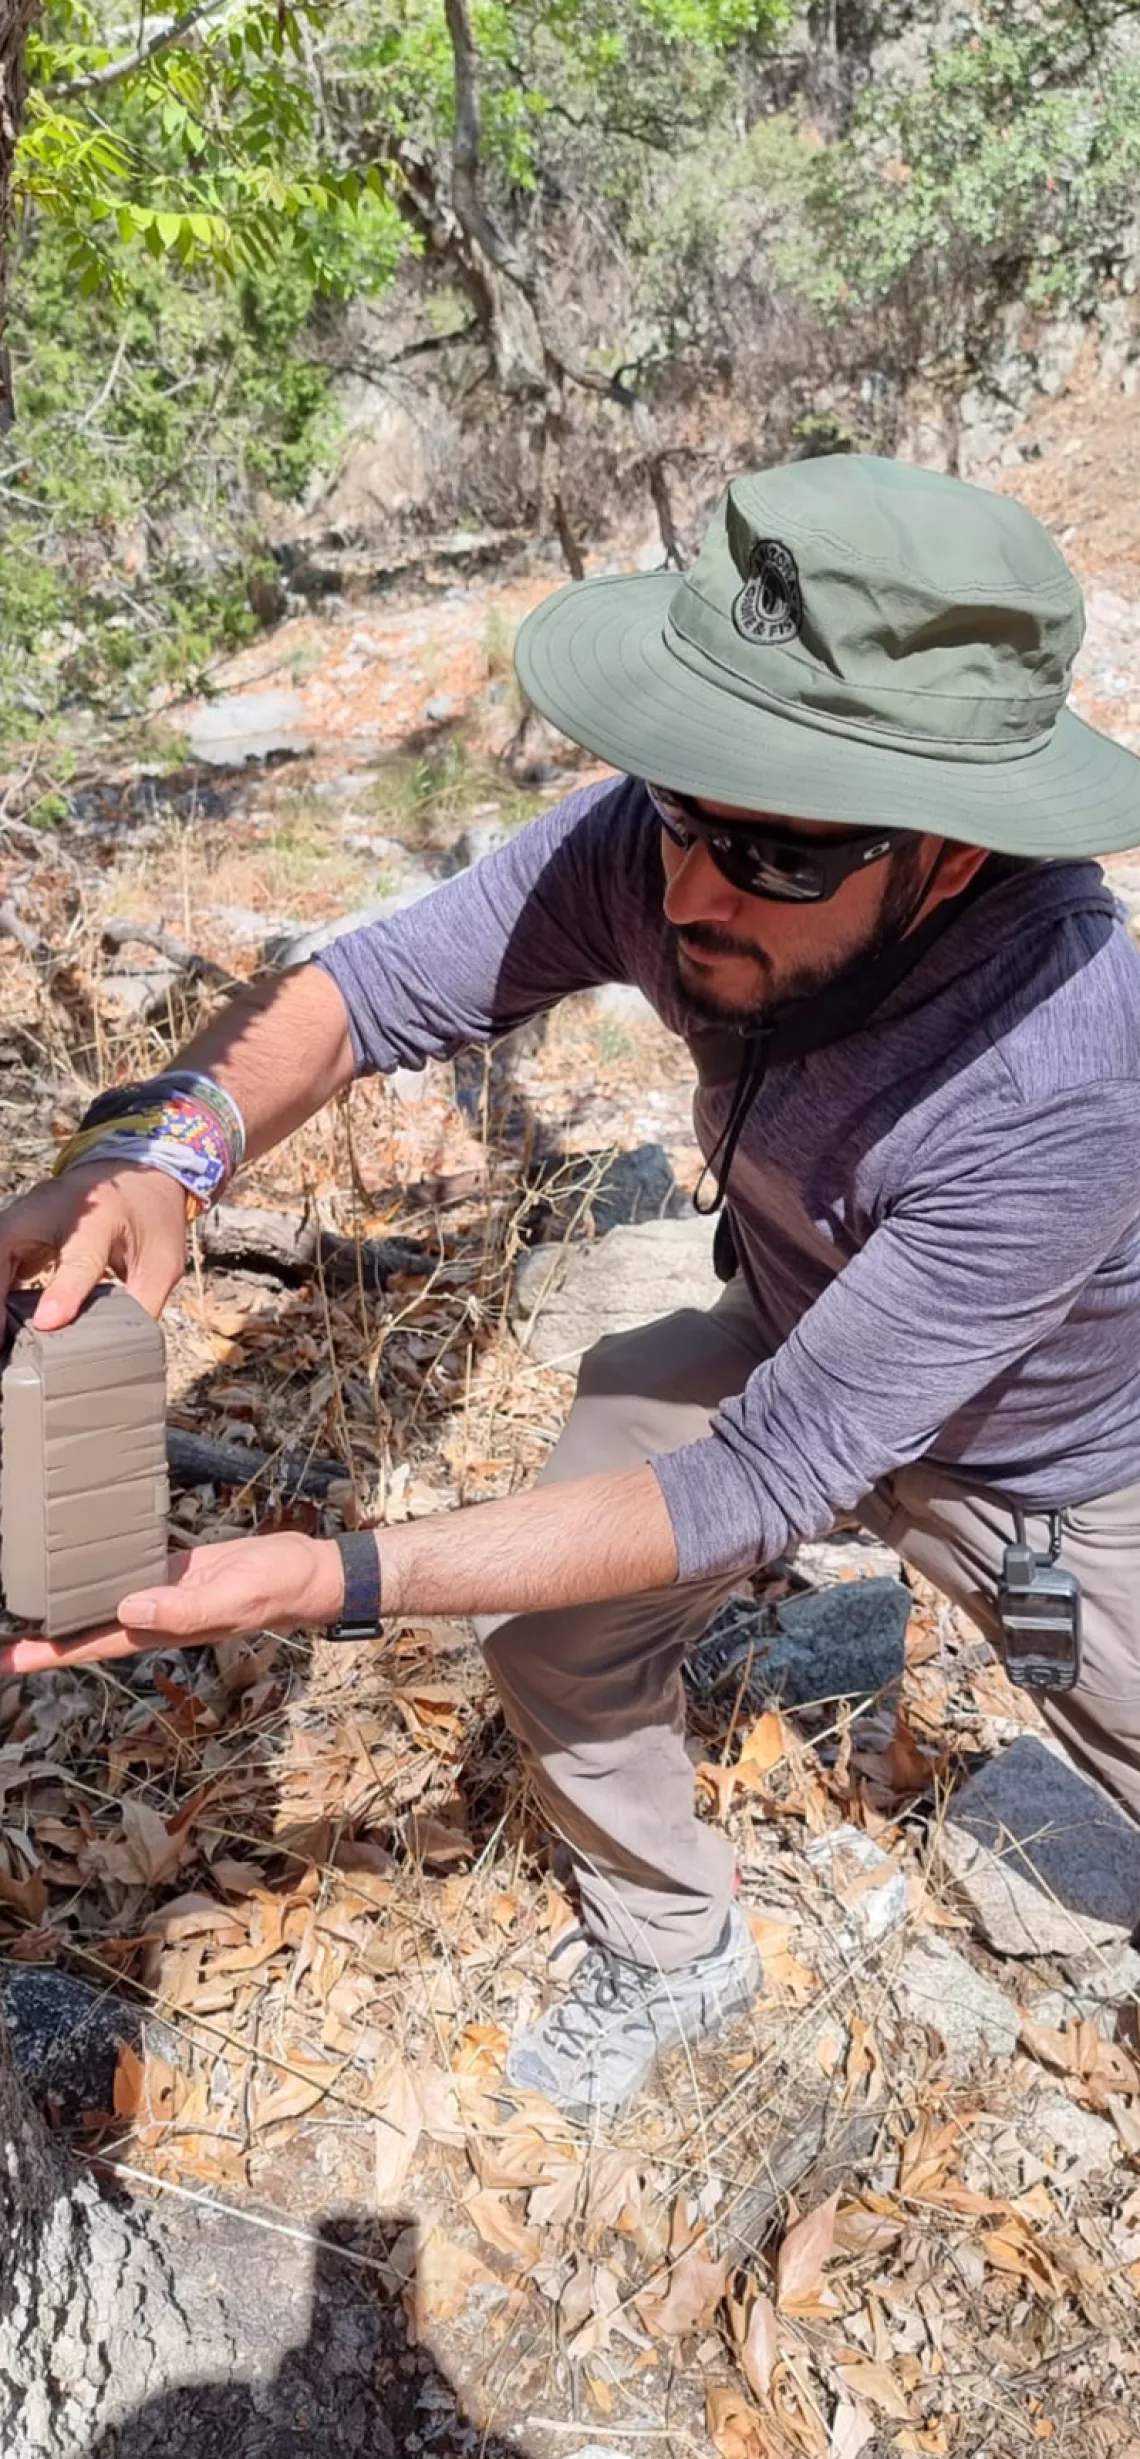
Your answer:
[669,841,930,1027]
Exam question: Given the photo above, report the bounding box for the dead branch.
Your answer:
[165,1427,348,1501]
[0,899,49,962]
[198,1201,429,1293]
[51,0,231,98]
[715,2091,883,2266]
[438,0,683,567]
[100,918,243,993]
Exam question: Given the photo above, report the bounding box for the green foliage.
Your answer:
[22,2,405,293]
[0,228,349,739]
[791,2,1140,331]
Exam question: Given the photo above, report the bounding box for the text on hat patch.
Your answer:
[733,538,803,645]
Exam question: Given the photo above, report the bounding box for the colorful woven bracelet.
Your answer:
[53,1079,244,1219]
[80,1071,246,1173]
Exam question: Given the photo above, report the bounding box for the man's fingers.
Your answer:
[0,1624,144,1674]
[124,1249,185,1321]
[33,1234,114,1330]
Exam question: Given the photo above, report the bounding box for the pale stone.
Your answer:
[511,1213,720,1361]
[891,1935,1019,2065]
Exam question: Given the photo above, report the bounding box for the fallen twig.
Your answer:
[165,1427,348,1501]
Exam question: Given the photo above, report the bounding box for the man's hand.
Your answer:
[0,1532,346,1673]
[0,1162,189,1329]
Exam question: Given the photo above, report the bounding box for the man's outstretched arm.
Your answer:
[0,1464,680,1673]
[0,965,359,1328]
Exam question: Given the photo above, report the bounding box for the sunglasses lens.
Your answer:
[703,833,821,900]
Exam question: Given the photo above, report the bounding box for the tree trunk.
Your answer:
[0,0,37,428]
[0,2013,402,2457]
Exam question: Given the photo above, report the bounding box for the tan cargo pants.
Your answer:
[479,1277,1140,1971]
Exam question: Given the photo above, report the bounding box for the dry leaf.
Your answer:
[405,1812,473,1867]
[831,2399,876,2459]
[583,2147,644,2233]
[640,2239,729,2339]
[0,1863,48,1926]
[738,2289,779,2404]
[1110,2095,1140,2157]
[737,1710,791,1780]
[87,1797,188,1889]
[404,2226,500,2326]
[464,2188,540,2267]
[834,2361,911,2420]
[373,2060,423,2203]
[777,2191,840,2313]
[707,2384,773,2459]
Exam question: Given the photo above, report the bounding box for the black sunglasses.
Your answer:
[647,783,905,904]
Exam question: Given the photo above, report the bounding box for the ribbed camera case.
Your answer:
[1,1286,169,1638]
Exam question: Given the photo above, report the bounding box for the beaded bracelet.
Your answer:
[53,1072,247,1220]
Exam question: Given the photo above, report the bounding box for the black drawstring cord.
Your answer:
[692,1025,774,1216]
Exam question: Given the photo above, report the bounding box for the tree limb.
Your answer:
[50,0,232,99]
[437,0,683,566]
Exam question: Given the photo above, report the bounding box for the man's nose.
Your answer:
[662,838,741,928]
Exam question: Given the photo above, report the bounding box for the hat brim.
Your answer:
[515,572,1140,857]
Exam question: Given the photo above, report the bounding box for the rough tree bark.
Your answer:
[388,0,683,575]
[0,0,38,428]
[0,2011,403,2456]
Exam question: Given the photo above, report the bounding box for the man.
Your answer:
[3,455,1140,2126]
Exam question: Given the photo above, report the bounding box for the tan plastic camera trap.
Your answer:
[1,1286,169,1638]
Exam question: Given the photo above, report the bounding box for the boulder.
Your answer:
[891,1935,1019,2066]
[690,1577,910,1714]
[938,1735,1140,1957]
[265,876,435,967]
[0,1966,175,2120]
[188,687,314,766]
[510,1213,720,1362]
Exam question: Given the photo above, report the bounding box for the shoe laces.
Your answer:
[543,1930,653,2057]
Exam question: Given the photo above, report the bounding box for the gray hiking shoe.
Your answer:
[505,1905,761,2127]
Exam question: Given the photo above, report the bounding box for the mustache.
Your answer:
[672,923,768,965]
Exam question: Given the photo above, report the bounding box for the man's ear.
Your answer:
[931,836,991,902]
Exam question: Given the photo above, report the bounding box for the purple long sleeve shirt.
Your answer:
[318,776,1140,1581]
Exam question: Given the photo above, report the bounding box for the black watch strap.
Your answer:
[326,1530,382,1640]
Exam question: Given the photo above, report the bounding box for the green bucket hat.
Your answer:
[514,455,1140,857]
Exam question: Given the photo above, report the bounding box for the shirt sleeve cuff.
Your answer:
[651,1437,769,1584]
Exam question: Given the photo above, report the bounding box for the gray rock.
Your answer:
[938,1736,1140,1957]
[692,1577,910,1714]
[511,1213,720,1361]
[266,877,435,966]
[421,693,458,724]
[100,959,183,1019]
[441,817,513,872]
[0,1966,175,2120]
[1021,2089,1119,2177]
[189,687,314,766]
[891,1935,1019,2066]
[532,1142,690,1239]
[206,902,300,946]
[805,1822,909,1947]
[590,979,660,1029]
